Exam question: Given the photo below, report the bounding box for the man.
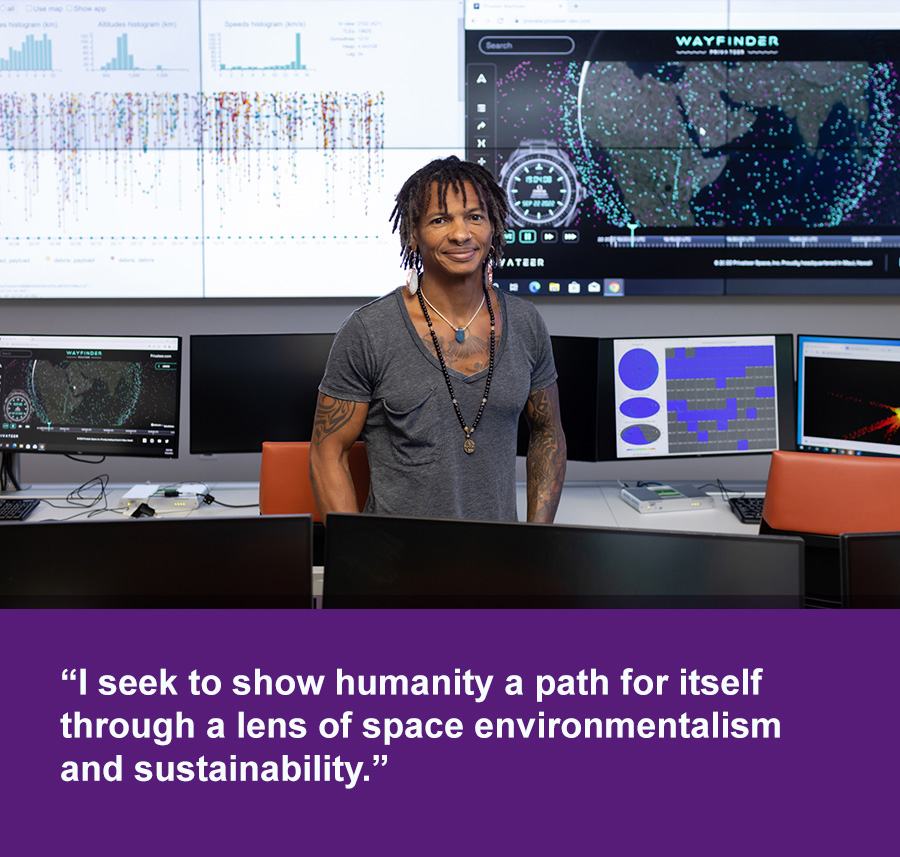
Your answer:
[310,156,565,522]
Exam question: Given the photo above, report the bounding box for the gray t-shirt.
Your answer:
[319,286,557,521]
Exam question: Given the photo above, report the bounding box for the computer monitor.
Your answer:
[840,532,900,608]
[797,334,900,458]
[324,513,803,608]
[599,333,795,461]
[516,334,601,462]
[0,334,181,460]
[0,514,313,608]
[189,333,335,454]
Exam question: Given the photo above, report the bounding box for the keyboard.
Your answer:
[0,497,41,522]
[728,496,765,525]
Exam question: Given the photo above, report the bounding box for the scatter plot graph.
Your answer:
[665,345,777,453]
[619,397,660,419]
[835,393,900,443]
[621,424,661,445]
[618,348,659,390]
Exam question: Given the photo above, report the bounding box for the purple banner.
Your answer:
[3,609,896,854]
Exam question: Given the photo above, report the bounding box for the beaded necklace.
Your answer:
[416,284,495,454]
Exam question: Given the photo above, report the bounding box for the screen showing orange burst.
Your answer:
[798,335,900,457]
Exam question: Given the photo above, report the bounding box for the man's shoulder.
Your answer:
[351,288,403,320]
[335,288,402,339]
[498,288,549,335]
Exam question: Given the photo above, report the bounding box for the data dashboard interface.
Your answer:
[3,1,900,299]
[0,0,462,299]
[466,2,900,297]
[603,334,794,461]
[798,334,900,458]
[0,335,181,458]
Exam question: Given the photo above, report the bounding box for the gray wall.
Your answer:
[4,293,895,487]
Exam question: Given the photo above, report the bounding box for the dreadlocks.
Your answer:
[390,155,509,270]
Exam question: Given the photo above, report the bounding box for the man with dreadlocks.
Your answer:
[310,155,566,523]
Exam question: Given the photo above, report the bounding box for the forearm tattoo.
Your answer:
[525,386,567,523]
[313,396,357,441]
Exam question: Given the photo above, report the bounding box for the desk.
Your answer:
[6,479,765,603]
[10,479,763,530]
[517,480,765,534]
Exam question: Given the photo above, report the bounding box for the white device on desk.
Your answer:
[620,483,715,514]
[119,484,203,513]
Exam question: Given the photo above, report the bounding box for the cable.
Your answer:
[64,454,106,464]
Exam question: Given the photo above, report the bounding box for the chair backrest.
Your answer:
[761,450,900,536]
[259,441,369,521]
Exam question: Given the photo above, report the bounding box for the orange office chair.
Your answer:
[760,450,900,606]
[259,441,370,522]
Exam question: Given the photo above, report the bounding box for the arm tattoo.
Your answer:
[314,396,357,441]
[525,386,567,523]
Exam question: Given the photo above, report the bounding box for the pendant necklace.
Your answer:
[419,288,485,343]
[417,284,495,454]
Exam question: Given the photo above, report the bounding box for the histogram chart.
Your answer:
[87,33,192,73]
[0,0,463,299]
[209,32,307,71]
[614,336,781,459]
[1,34,53,71]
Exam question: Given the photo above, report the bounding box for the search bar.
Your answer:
[477,35,576,55]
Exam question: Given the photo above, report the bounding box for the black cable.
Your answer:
[64,454,107,464]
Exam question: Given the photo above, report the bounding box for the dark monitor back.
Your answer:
[1,515,313,608]
[190,333,334,454]
[324,514,803,608]
[840,532,900,608]
[516,334,601,462]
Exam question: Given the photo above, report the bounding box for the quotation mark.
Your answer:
[61,668,78,680]
[372,755,388,766]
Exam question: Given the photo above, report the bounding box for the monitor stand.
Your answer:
[0,451,29,492]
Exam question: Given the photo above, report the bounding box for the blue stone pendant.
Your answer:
[455,328,466,343]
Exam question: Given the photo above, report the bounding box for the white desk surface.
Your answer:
[8,480,765,535]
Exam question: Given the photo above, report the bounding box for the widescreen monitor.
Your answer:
[468,1,900,298]
[0,334,181,458]
[600,333,795,462]
[1,1,898,300]
[0,515,313,608]
[190,332,335,454]
[324,513,804,608]
[797,335,900,458]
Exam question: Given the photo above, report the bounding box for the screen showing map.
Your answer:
[0,335,181,458]
[466,3,900,296]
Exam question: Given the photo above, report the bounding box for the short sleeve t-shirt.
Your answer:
[319,286,557,521]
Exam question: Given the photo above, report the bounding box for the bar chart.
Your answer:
[1,34,53,71]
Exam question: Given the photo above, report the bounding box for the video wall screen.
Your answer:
[468,3,900,297]
[2,1,899,299]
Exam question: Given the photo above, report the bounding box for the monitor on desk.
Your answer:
[840,532,900,608]
[0,334,181,462]
[517,334,601,462]
[324,514,804,608]
[190,333,335,454]
[797,334,900,458]
[599,333,796,462]
[1,514,313,608]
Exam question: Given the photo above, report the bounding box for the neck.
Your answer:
[420,271,484,313]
